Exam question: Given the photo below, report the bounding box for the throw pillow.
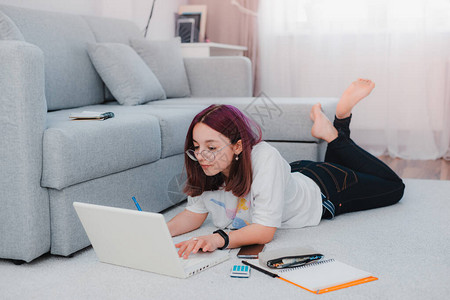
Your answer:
[130,37,191,98]
[0,11,25,40]
[87,43,166,106]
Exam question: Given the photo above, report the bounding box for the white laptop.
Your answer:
[73,202,229,278]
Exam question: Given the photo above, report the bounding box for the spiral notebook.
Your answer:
[261,259,378,294]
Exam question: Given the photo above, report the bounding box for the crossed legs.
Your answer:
[307,79,404,216]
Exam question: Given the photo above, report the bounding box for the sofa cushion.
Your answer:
[0,10,24,40]
[87,43,166,106]
[140,104,206,158]
[0,5,104,111]
[147,97,338,142]
[42,111,161,190]
[130,37,191,98]
[83,15,143,102]
[183,57,252,97]
[92,103,208,158]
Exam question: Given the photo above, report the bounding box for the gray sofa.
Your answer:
[0,4,338,263]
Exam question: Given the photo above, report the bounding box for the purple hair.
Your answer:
[183,104,262,197]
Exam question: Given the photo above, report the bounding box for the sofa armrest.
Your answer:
[184,56,252,97]
[0,41,50,262]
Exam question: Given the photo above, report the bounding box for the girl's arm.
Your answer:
[176,223,276,259]
[167,209,208,237]
[228,223,276,248]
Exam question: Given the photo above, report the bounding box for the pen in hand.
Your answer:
[132,196,142,211]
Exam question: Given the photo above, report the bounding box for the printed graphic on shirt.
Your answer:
[209,198,237,219]
[237,197,249,211]
[209,197,251,229]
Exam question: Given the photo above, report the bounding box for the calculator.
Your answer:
[230,265,251,278]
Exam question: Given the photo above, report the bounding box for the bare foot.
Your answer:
[336,79,375,119]
[310,103,338,143]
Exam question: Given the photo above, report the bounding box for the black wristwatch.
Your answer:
[213,229,229,250]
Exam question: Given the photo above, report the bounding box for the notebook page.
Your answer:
[279,259,373,291]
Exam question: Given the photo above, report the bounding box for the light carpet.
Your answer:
[1,179,449,300]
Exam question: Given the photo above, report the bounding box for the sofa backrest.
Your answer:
[0,5,142,111]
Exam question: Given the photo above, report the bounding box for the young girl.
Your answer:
[167,79,405,259]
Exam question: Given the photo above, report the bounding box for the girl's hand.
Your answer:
[175,234,224,259]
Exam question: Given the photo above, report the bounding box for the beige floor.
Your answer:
[378,156,450,181]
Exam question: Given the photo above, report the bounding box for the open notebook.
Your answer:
[257,258,377,294]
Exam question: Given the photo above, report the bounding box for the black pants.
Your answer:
[290,115,405,218]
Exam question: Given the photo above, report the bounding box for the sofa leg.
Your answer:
[12,259,26,265]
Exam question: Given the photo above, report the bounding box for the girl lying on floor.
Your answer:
[167,79,405,258]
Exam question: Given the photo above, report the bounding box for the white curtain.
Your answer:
[258,0,450,160]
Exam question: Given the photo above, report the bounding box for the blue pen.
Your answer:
[132,196,142,211]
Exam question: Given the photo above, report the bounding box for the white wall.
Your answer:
[0,0,188,40]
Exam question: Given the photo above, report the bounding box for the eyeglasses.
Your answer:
[186,143,232,162]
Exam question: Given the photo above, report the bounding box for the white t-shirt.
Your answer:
[186,142,322,229]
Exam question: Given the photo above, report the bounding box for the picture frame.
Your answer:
[176,17,196,43]
[178,5,207,42]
